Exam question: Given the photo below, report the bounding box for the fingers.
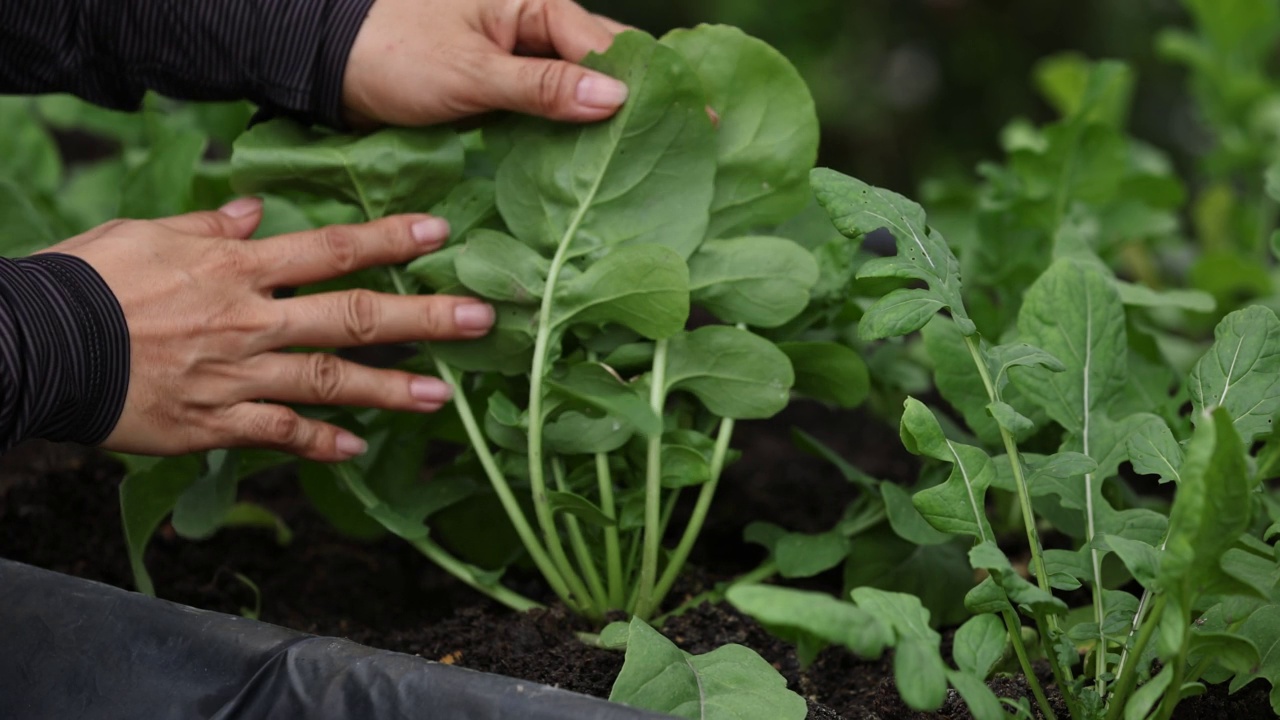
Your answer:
[480,53,628,122]
[222,403,369,462]
[245,352,454,413]
[250,215,450,289]
[269,292,495,349]
[152,197,265,239]
[515,0,619,60]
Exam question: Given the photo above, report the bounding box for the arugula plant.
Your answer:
[104,25,872,629]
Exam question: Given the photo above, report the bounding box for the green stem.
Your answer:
[335,462,541,613]
[651,416,736,610]
[1105,595,1165,720]
[386,268,576,609]
[1002,610,1058,720]
[962,335,1054,598]
[1153,628,1190,720]
[1114,536,1168,696]
[596,452,625,608]
[526,219,598,614]
[430,357,580,611]
[553,460,609,610]
[633,338,671,620]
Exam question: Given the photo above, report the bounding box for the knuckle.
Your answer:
[318,226,362,275]
[343,289,381,343]
[252,407,303,447]
[305,353,347,403]
[531,62,572,113]
[208,243,252,277]
[420,299,454,337]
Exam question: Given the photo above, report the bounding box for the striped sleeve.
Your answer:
[0,255,130,451]
[0,0,376,129]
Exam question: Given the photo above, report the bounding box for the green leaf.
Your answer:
[952,613,1007,680]
[660,444,713,488]
[171,450,239,541]
[553,244,690,339]
[428,304,536,374]
[811,168,974,335]
[497,31,715,259]
[0,178,57,255]
[774,530,850,578]
[849,588,947,711]
[777,342,869,408]
[1126,415,1184,483]
[429,177,497,239]
[661,25,818,238]
[120,129,207,219]
[726,584,891,666]
[545,362,661,436]
[687,236,818,327]
[968,541,1068,615]
[230,119,465,219]
[1160,407,1255,606]
[1188,306,1280,445]
[665,326,794,419]
[1114,281,1215,314]
[298,461,386,541]
[987,401,1034,435]
[454,229,549,304]
[1099,534,1160,589]
[0,98,60,194]
[899,398,996,542]
[945,669,1006,720]
[118,454,202,595]
[844,529,974,630]
[1124,664,1173,720]
[858,289,945,341]
[223,502,293,545]
[609,618,807,720]
[882,483,953,546]
[547,490,616,527]
[544,411,633,454]
[1228,605,1280,698]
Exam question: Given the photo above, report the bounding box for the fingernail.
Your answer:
[454,302,496,332]
[411,217,450,248]
[576,74,629,109]
[335,432,368,457]
[219,196,262,218]
[410,376,453,404]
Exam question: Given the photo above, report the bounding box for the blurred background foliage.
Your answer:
[585,0,1237,196]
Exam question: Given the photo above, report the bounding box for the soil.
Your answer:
[0,402,1274,719]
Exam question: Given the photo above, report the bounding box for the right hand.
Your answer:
[47,197,489,462]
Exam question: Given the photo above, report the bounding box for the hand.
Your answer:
[46,198,491,462]
[343,0,630,127]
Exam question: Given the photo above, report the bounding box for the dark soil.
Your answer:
[0,403,1274,719]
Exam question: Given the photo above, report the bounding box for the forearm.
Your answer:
[0,255,129,451]
[0,0,374,128]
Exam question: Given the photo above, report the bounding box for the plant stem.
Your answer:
[1104,595,1165,720]
[1114,535,1168,693]
[633,338,670,620]
[595,452,625,608]
[553,459,609,609]
[1001,610,1058,720]
[526,218,598,614]
[962,335,1054,597]
[429,357,579,611]
[386,268,576,609]
[334,462,541,613]
[1153,629,1190,720]
[651,416,736,610]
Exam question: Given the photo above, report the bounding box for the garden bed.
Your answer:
[1,402,1273,719]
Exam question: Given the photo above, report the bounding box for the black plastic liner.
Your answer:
[0,558,671,720]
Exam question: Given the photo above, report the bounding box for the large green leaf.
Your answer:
[120,128,207,219]
[552,244,690,338]
[664,326,794,419]
[811,169,974,336]
[118,454,202,595]
[454,229,550,304]
[230,119,465,219]
[0,98,60,195]
[687,236,818,327]
[660,25,819,238]
[726,584,891,666]
[496,31,715,259]
[777,341,869,408]
[1188,305,1280,445]
[609,618,806,719]
[899,398,996,542]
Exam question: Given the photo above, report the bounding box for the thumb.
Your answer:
[154,197,264,238]
[483,55,628,122]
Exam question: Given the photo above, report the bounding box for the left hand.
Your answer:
[342,0,630,128]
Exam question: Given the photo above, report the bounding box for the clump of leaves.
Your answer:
[113,26,875,638]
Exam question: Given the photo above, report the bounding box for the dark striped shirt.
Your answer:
[0,0,374,450]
